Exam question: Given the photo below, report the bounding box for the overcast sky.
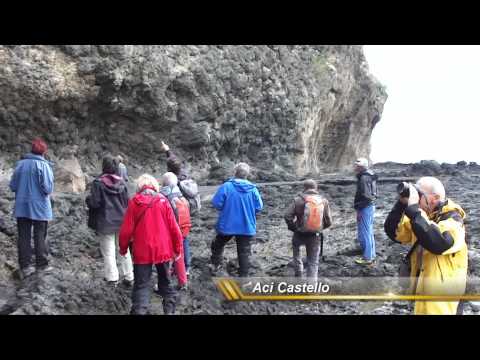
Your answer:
[363,45,480,164]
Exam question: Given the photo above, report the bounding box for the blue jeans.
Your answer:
[183,237,191,271]
[357,205,376,261]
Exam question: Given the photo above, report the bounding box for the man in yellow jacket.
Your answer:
[384,176,468,315]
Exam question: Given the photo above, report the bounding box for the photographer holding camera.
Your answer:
[384,177,468,315]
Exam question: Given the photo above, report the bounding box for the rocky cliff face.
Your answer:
[0,45,386,180]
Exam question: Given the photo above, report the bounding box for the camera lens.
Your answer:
[397,182,410,197]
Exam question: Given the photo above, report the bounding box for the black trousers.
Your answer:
[292,232,322,279]
[16,217,49,269]
[211,234,252,277]
[131,262,177,315]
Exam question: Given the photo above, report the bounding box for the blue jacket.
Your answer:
[9,153,54,221]
[212,178,263,236]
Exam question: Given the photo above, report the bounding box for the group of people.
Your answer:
[344,158,468,315]
[85,142,194,314]
[281,157,376,280]
[7,138,469,315]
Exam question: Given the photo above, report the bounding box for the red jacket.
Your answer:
[119,189,184,264]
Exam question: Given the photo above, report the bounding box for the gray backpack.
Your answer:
[179,179,201,215]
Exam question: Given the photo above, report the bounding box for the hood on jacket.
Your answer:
[99,174,126,194]
[133,188,163,207]
[228,178,257,193]
[434,199,466,220]
[160,185,182,197]
[178,170,188,182]
[357,169,378,181]
[22,153,54,166]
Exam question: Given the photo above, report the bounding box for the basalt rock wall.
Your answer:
[0,45,387,180]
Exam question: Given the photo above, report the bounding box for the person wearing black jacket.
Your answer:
[161,141,188,183]
[353,158,378,266]
[86,155,133,287]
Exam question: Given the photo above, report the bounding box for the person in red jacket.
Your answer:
[119,174,184,315]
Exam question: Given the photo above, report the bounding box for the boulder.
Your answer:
[408,160,443,176]
[54,157,86,193]
[441,163,460,176]
[469,162,480,172]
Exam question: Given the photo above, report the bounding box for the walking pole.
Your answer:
[320,233,325,262]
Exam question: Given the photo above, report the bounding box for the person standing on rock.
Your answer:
[160,171,191,289]
[119,174,184,315]
[160,141,201,215]
[353,158,378,266]
[210,162,263,277]
[384,177,468,315]
[9,138,54,278]
[284,179,332,281]
[116,155,129,183]
[86,155,134,287]
[160,141,188,182]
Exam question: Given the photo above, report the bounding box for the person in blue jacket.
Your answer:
[210,162,263,277]
[9,138,54,278]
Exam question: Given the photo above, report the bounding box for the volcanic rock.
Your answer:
[0,45,387,181]
[54,157,86,193]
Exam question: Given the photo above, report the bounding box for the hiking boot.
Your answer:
[21,266,36,279]
[339,246,364,256]
[163,302,176,315]
[122,279,134,288]
[209,263,223,276]
[37,265,54,273]
[105,279,119,288]
[355,257,375,266]
[177,284,188,291]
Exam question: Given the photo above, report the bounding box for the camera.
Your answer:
[397,182,422,198]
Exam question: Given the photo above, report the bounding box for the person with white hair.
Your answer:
[210,162,263,277]
[384,176,468,315]
[160,172,191,289]
[353,157,378,265]
[119,173,184,315]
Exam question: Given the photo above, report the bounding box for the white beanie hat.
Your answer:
[354,158,369,168]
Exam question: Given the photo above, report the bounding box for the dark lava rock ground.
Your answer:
[1,163,480,315]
